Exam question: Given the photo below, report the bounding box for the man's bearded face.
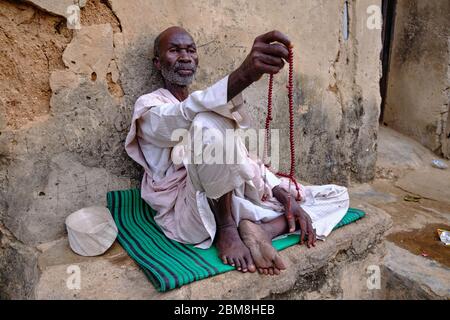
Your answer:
[160,60,197,86]
[156,30,199,87]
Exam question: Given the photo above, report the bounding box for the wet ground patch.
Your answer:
[387,223,450,268]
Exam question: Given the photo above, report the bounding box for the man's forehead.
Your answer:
[161,29,196,47]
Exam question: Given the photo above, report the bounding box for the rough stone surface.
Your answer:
[352,127,450,300]
[0,0,72,130]
[383,0,450,158]
[365,127,450,233]
[1,0,383,299]
[35,204,391,299]
[348,183,398,206]
[376,126,437,179]
[24,0,87,18]
[0,223,39,299]
[62,24,114,77]
[395,168,450,205]
[383,243,450,299]
[2,20,136,246]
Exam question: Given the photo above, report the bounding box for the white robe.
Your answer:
[125,75,349,248]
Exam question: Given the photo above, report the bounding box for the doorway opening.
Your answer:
[379,0,397,124]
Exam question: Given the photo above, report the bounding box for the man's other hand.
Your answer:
[286,199,317,249]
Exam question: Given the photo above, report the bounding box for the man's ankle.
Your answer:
[217,222,237,230]
[260,222,279,240]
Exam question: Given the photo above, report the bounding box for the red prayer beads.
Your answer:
[263,46,301,215]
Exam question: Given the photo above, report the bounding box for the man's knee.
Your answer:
[191,112,234,132]
[190,112,236,155]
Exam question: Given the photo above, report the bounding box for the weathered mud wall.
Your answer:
[383,0,450,158]
[0,0,382,298]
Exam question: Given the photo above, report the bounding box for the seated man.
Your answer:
[125,27,349,276]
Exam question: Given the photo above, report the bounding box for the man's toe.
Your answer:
[233,258,241,270]
[273,254,286,270]
[220,255,228,265]
[244,255,256,273]
[238,258,248,272]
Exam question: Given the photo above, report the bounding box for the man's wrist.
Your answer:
[235,65,254,85]
[227,67,253,102]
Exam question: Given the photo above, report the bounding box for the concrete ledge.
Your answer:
[35,204,392,299]
[383,243,450,299]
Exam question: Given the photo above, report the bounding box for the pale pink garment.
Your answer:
[125,75,349,248]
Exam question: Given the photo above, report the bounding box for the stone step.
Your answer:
[383,242,450,299]
[35,203,392,299]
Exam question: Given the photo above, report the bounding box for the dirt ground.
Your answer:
[350,126,450,274]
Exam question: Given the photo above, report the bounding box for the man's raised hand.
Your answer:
[239,30,292,83]
[227,30,292,101]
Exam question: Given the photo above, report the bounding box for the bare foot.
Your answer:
[238,220,286,276]
[215,225,256,273]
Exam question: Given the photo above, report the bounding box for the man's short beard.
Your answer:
[161,62,197,87]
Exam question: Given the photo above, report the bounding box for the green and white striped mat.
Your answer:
[106,189,365,292]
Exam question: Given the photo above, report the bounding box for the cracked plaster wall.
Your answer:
[383,0,450,158]
[0,0,382,298]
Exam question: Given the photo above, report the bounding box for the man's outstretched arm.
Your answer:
[138,30,292,147]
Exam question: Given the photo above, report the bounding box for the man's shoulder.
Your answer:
[135,88,167,107]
